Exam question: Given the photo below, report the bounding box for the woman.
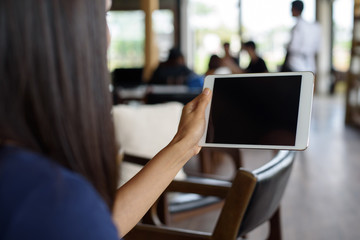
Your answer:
[0,0,211,239]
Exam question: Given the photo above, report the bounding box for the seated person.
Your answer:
[204,54,232,76]
[149,48,196,85]
[242,41,269,73]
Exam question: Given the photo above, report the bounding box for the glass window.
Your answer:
[333,0,353,72]
[107,11,145,71]
[107,9,175,71]
[153,9,175,62]
[241,0,316,72]
[187,0,316,74]
[188,0,241,74]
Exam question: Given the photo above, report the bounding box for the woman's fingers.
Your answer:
[174,88,212,150]
[183,88,211,114]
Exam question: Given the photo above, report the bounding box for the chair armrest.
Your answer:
[124,224,212,240]
[166,177,231,198]
[122,153,231,198]
[145,178,230,225]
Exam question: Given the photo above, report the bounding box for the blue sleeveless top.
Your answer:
[0,145,120,239]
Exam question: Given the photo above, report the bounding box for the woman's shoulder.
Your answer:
[0,145,94,199]
[0,145,119,240]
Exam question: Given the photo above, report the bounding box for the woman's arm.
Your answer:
[112,88,212,236]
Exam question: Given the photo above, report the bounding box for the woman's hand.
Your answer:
[171,88,212,155]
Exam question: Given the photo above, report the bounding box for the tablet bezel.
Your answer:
[199,71,314,150]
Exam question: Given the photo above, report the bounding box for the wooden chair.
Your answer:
[124,150,295,240]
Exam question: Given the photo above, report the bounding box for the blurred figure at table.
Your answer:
[205,53,243,76]
[149,47,198,86]
[241,41,269,73]
[204,54,232,76]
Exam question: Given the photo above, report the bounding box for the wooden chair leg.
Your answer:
[268,207,282,240]
[199,148,213,174]
[199,148,243,175]
[231,206,282,240]
[227,148,243,170]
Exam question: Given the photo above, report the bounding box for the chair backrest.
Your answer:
[146,92,199,105]
[112,102,183,158]
[145,85,200,105]
[237,150,295,237]
[112,68,143,88]
[212,150,295,240]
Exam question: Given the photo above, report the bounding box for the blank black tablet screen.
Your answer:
[206,75,302,146]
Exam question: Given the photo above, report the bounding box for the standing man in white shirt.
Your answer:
[281,0,321,73]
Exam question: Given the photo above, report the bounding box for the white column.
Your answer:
[180,0,194,68]
[317,0,333,95]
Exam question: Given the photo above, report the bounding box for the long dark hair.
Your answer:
[0,0,118,209]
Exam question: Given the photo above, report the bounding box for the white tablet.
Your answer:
[199,72,314,150]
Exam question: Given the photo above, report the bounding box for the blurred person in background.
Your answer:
[242,41,268,73]
[149,47,197,85]
[281,0,321,73]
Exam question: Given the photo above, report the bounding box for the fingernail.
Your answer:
[203,88,210,95]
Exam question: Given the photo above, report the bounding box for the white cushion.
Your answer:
[112,102,186,185]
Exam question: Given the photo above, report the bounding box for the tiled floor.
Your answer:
[173,93,360,239]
